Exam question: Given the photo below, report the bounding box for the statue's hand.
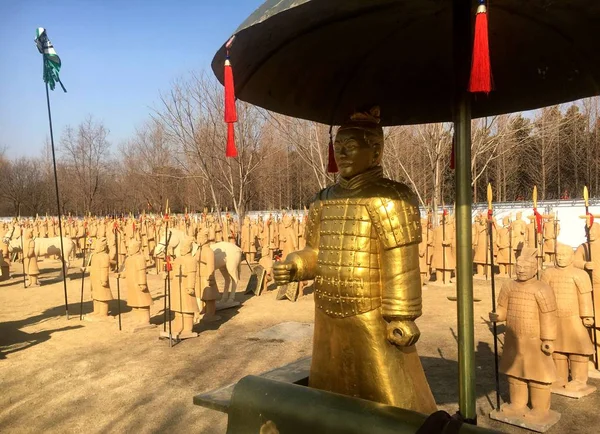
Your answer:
[585,261,595,271]
[387,320,420,347]
[583,317,595,328]
[489,312,500,322]
[273,261,297,285]
[186,288,195,296]
[81,267,87,273]
[541,340,554,355]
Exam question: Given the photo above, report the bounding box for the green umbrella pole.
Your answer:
[453,0,476,424]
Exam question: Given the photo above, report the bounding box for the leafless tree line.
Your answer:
[2,72,599,218]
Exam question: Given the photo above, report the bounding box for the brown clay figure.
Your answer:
[489,247,560,431]
[162,236,198,339]
[23,229,40,287]
[119,239,155,332]
[84,237,114,321]
[541,243,596,398]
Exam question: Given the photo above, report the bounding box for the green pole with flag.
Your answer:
[34,27,70,319]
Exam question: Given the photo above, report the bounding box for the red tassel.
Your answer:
[533,208,543,234]
[587,211,595,228]
[224,58,237,123]
[327,136,338,173]
[226,123,238,157]
[469,2,492,93]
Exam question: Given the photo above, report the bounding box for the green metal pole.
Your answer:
[453,0,476,424]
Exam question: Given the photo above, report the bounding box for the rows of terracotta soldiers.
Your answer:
[0,210,307,264]
[417,210,560,285]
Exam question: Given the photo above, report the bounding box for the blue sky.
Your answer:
[0,0,261,158]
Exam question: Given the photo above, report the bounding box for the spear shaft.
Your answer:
[584,186,599,370]
[114,225,122,331]
[487,184,501,411]
[79,230,87,320]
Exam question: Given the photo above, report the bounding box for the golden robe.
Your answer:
[285,167,436,413]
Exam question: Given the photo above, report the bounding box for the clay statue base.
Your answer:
[216,299,240,311]
[552,383,596,399]
[490,408,561,433]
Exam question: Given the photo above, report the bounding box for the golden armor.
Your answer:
[274,108,436,412]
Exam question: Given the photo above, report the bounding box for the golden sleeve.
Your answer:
[285,201,321,282]
[573,244,588,270]
[367,197,422,321]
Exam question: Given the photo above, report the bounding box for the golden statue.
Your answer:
[273,107,436,412]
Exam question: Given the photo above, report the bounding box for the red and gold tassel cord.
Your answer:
[469,0,492,93]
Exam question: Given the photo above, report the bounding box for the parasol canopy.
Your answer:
[212,0,600,126]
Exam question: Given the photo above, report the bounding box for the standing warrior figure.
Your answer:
[541,243,595,397]
[496,217,512,278]
[23,229,40,287]
[431,213,455,285]
[195,228,220,323]
[489,247,559,425]
[574,220,600,368]
[419,218,429,286]
[543,214,559,265]
[85,237,113,321]
[165,236,198,339]
[273,108,436,412]
[279,214,297,260]
[118,239,155,332]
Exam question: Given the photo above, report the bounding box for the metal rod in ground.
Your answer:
[20,227,26,288]
[45,82,69,319]
[79,231,87,320]
[114,225,122,331]
[488,214,501,411]
[163,277,167,332]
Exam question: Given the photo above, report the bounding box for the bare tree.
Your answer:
[60,116,111,214]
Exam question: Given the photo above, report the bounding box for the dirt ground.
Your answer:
[1,257,599,434]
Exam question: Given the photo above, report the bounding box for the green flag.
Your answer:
[34,27,66,92]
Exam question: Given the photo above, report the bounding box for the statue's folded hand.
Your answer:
[387,320,420,347]
[273,261,297,285]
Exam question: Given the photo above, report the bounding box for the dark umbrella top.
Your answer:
[212,0,600,126]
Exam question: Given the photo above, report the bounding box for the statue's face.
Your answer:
[555,247,574,268]
[333,129,377,179]
[515,255,537,282]
[516,212,522,219]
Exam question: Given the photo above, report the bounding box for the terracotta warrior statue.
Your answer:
[419,218,429,286]
[163,236,198,339]
[118,239,154,331]
[85,237,114,321]
[273,107,436,412]
[543,214,560,264]
[258,245,274,287]
[490,247,559,425]
[541,243,595,397]
[23,229,40,287]
[496,216,512,278]
[195,228,220,323]
[431,213,455,285]
[574,220,600,371]
[512,211,527,258]
[279,214,297,260]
